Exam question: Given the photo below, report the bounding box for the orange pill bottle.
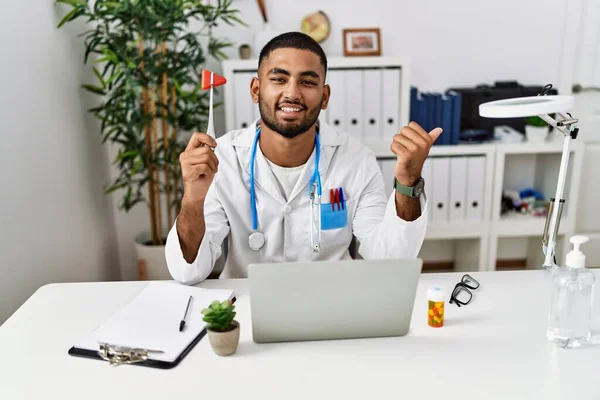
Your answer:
[427,286,446,328]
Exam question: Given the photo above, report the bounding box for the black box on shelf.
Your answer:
[446,81,558,141]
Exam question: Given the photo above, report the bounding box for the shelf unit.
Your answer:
[403,140,584,272]
[485,140,585,271]
[377,143,495,272]
[374,140,584,273]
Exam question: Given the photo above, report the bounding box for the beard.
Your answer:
[258,96,322,139]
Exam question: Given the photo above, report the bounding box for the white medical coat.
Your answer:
[165,120,428,284]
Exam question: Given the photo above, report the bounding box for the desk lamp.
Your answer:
[479,85,578,271]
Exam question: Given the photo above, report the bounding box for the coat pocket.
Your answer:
[320,202,348,230]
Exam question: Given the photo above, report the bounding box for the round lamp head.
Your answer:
[479,95,574,118]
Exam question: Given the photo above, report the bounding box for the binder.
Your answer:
[431,157,450,221]
[421,158,433,217]
[327,70,346,132]
[363,69,383,140]
[410,87,419,123]
[417,93,427,133]
[446,90,462,145]
[69,282,235,369]
[344,70,364,139]
[466,156,486,220]
[432,94,447,145]
[449,157,468,221]
[382,68,401,134]
[410,86,425,130]
[421,93,432,133]
[441,95,453,145]
[234,72,256,129]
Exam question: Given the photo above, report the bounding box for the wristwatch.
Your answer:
[393,177,425,198]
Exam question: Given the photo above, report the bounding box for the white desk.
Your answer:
[1,270,599,399]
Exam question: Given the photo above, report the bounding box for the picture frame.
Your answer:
[342,28,381,57]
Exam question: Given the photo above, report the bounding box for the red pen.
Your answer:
[335,188,340,211]
[330,189,335,211]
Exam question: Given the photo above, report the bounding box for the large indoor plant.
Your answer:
[57,0,244,279]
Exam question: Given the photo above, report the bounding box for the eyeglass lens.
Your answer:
[452,285,472,305]
[461,274,480,290]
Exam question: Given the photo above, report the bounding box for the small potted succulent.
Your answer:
[525,116,549,142]
[202,300,240,356]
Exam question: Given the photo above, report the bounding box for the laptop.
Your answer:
[248,258,423,343]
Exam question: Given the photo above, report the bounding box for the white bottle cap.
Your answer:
[427,286,446,302]
[565,235,589,269]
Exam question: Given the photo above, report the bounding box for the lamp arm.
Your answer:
[541,118,576,270]
[537,113,579,136]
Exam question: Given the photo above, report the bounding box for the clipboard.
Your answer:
[68,282,235,368]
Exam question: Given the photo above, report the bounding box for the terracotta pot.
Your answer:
[238,44,252,59]
[207,321,240,356]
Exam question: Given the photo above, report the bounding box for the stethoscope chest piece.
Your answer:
[248,231,266,251]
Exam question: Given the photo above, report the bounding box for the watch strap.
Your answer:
[393,177,416,197]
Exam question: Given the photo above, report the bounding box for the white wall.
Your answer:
[212,0,570,91]
[108,0,576,277]
[0,2,120,323]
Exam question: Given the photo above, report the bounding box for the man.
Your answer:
[165,32,442,284]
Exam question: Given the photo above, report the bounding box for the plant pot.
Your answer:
[134,231,171,281]
[525,125,549,143]
[207,321,240,356]
[238,44,252,60]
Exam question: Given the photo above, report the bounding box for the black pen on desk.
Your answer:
[179,295,193,332]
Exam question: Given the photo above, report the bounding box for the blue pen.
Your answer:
[339,187,345,210]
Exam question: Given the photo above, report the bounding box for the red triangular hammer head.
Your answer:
[201,69,227,90]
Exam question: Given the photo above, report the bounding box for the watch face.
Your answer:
[414,178,425,196]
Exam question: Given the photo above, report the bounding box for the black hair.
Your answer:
[258,31,328,77]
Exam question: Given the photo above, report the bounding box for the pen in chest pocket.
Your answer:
[329,187,346,211]
[330,188,335,211]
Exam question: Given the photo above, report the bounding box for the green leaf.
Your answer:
[116,150,138,161]
[103,2,121,9]
[102,126,121,142]
[57,7,84,28]
[92,67,105,87]
[55,0,86,7]
[60,0,244,220]
[105,182,128,194]
[81,84,105,95]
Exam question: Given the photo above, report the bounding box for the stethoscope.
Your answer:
[248,125,322,252]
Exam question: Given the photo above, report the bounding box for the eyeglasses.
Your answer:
[449,274,480,307]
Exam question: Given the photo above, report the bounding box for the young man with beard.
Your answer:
[166,32,443,284]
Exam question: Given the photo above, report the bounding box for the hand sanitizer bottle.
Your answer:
[547,235,595,348]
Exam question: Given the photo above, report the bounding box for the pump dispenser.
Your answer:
[565,235,589,269]
[547,235,595,348]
